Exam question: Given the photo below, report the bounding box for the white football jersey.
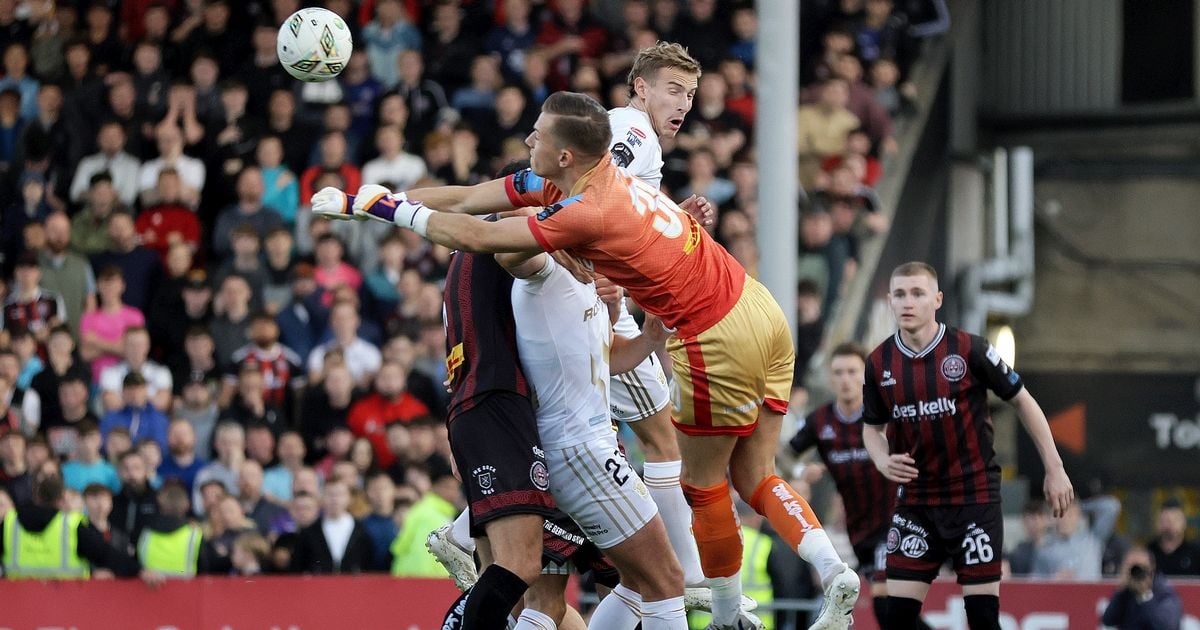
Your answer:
[608,106,663,190]
[609,105,662,339]
[511,256,614,450]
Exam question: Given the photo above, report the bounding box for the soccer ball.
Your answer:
[277,8,353,82]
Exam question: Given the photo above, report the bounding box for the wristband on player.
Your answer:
[353,185,434,237]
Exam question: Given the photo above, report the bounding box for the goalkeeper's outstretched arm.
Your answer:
[403,178,515,215]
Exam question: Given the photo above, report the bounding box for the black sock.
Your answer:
[461,565,530,629]
[885,596,924,630]
[441,589,471,628]
[964,594,1000,630]
[873,595,889,629]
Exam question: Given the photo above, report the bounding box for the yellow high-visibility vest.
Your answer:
[2,510,90,579]
[688,526,775,629]
[138,524,202,577]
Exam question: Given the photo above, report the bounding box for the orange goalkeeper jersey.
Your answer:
[506,159,746,337]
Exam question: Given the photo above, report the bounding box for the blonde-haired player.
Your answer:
[315,89,859,630]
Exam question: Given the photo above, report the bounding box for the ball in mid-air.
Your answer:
[277,8,353,82]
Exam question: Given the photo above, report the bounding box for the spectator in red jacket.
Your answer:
[299,131,362,204]
[347,361,429,469]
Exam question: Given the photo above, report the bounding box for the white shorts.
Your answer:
[609,299,672,422]
[546,433,659,550]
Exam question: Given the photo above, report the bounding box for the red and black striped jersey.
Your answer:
[2,290,66,334]
[789,402,895,545]
[227,343,304,408]
[443,247,530,421]
[863,324,1023,507]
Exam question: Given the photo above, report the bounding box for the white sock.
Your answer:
[589,583,642,628]
[708,572,742,626]
[796,528,847,588]
[512,609,557,630]
[640,596,687,629]
[451,509,476,553]
[642,460,705,585]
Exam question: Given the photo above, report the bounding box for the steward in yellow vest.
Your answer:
[137,480,204,577]
[688,525,777,630]
[1,473,158,583]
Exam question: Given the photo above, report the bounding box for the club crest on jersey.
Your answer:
[473,465,497,495]
[880,370,897,387]
[941,354,967,382]
[886,527,901,553]
[530,461,550,491]
[611,142,635,167]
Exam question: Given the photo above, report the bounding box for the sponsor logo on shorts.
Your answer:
[941,354,967,382]
[886,527,901,553]
[472,465,497,495]
[584,523,611,537]
[892,513,930,538]
[723,397,763,415]
[543,519,587,546]
[634,479,649,499]
[900,534,929,558]
[530,461,550,491]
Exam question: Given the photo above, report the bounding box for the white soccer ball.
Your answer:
[277,8,353,82]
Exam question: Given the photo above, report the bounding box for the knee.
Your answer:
[729,463,772,500]
[490,546,544,586]
[525,593,567,625]
[641,555,685,599]
[634,411,681,462]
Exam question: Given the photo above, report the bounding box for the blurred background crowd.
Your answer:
[0,0,941,582]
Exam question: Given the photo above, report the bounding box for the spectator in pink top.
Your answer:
[313,234,363,294]
[79,266,145,384]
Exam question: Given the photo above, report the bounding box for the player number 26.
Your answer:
[961,532,994,565]
[628,177,685,239]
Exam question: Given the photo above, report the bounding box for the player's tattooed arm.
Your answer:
[863,423,918,484]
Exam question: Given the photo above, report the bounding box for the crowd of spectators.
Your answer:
[0,0,940,579]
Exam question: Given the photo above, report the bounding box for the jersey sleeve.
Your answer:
[968,334,1024,400]
[788,414,818,454]
[862,358,889,425]
[609,119,659,181]
[513,255,558,293]
[525,196,604,253]
[504,168,562,208]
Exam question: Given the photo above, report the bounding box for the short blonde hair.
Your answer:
[891,261,938,284]
[626,42,702,97]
